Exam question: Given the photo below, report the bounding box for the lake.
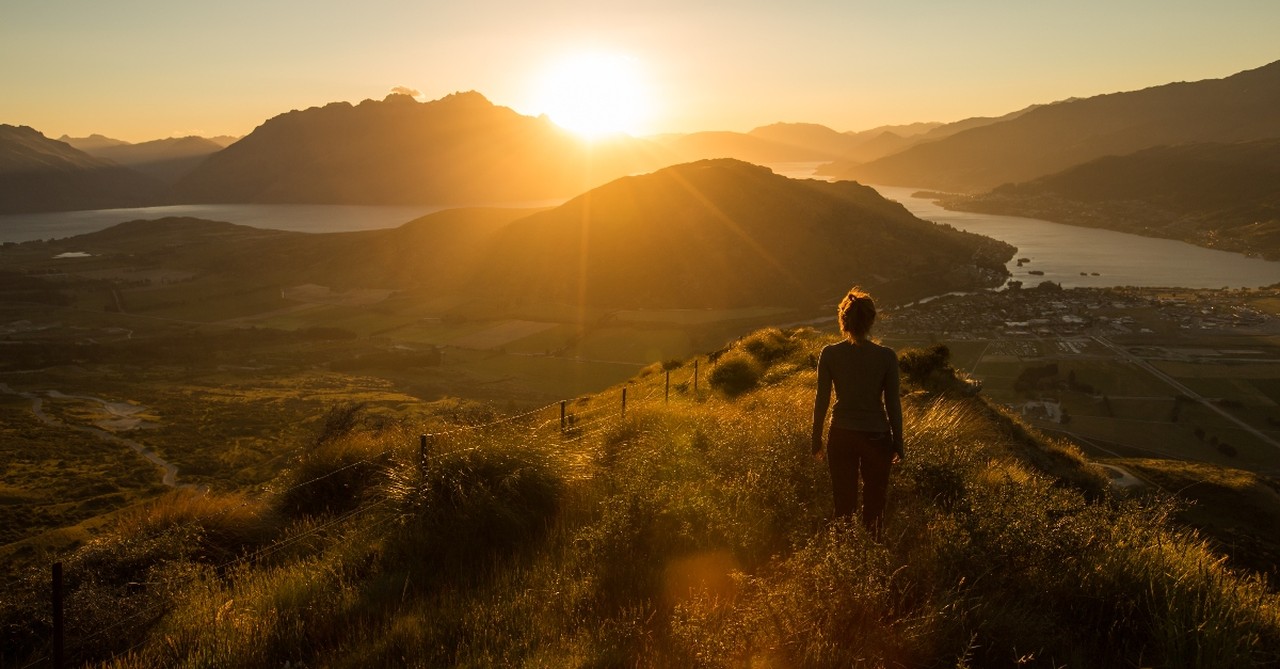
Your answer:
[0,200,562,243]
[872,185,1280,290]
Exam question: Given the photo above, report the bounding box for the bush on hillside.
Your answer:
[277,431,389,519]
[899,343,978,394]
[709,351,762,397]
[385,440,563,572]
[899,343,951,384]
[315,402,369,445]
[739,327,801,366]
[115,489,278,561]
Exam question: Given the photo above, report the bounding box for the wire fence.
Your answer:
[12,363,705,668]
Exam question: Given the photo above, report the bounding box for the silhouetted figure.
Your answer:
[812,287,903,537]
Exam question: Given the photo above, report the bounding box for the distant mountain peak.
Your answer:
[175,89,653,205]
[827,58,1280,192]
[57,133,130,149]
[751,121,838,133]
[372,90,495,108]
[434,90,499,111]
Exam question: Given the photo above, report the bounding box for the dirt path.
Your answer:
[0,383,186,488]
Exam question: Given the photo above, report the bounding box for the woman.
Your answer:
[812,287,903,536]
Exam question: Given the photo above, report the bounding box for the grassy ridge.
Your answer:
[3,329,1278,667]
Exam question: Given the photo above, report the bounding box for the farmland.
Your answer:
[882,284,1280,474]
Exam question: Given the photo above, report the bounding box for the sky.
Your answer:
[2,0,1278,142]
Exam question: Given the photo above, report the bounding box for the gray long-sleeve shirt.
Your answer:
[812,340,903,450]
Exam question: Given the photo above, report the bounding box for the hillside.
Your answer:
[46,161,1013,311]
[175,92,661,205]
[4,329,1277,667]
[0,125,170,214]
[476,159,1015,309]
[932,139,1280,258]
[65,135,224,184]
[823,60,1280,192]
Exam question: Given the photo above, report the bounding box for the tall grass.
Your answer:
[5,328,1277,667]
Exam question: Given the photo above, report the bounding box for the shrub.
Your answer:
[738,327,799,366]
[708,351,761,397]
[315,402,368,445]
[900,344,967,393]
[115,489,278,561]
[277,432,389,519]
[900,343,950,376]
[385,440,563,572]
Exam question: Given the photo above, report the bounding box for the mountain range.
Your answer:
[5,58,1279,224]
[930,138,1280,258]
[0,125,170,214]
[823,60,1280,192]
[61,134,228,184]
[175,92,660,205]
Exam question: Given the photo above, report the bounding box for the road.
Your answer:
[1091,335,1280,454]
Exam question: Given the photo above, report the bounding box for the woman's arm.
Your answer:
[812,347,832,454]
[884,348,904,457]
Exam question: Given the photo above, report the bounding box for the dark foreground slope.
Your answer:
[479,159,1014,308]
[0,125,170,214]
[175,92,658,205]
[825,60,1280,193]
[932,138,1280,258]
[4,329,1276,668]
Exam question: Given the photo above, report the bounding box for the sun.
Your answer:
[533,52,651,139]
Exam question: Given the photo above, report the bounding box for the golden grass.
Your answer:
[3,328,1276,668]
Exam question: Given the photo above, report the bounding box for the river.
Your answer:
[0,383,186,488]
[768,161,1280,289]
[873,186,1280,290]
[0,200,561,243]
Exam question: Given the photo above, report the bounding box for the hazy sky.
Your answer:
[3,0,1278,142]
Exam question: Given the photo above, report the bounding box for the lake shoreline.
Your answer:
[871,184,1280,291]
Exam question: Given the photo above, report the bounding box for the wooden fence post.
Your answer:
[52,561,64,669]
[665,370,670,404]
[418,434,429,476]
[694,360,699,393]
[560,400,567,431]
[621,387,627,419]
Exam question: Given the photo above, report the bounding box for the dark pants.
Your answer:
[827,427,894,535]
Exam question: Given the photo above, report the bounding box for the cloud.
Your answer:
[389,86,424,100]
